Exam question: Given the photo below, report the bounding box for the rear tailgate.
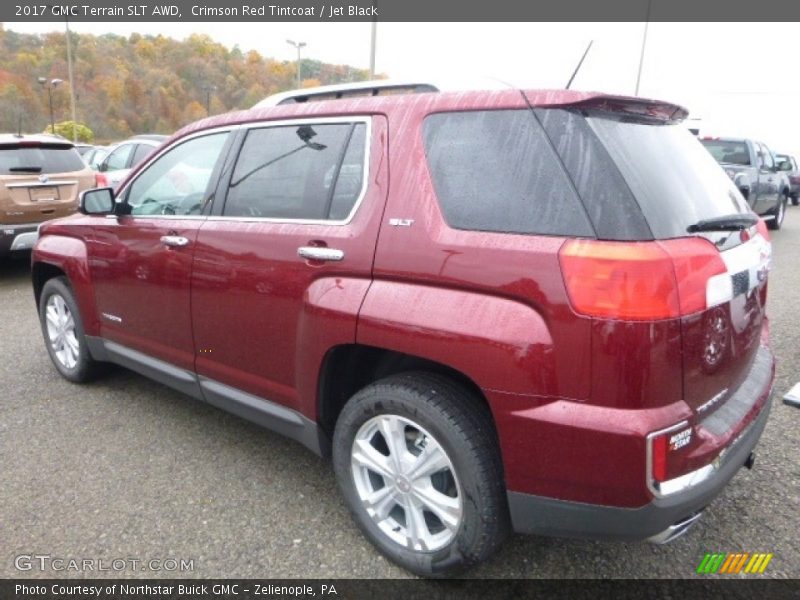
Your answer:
[0,143,93,224]
[1,171,92,223]
[580,107,770,419]
[681,232,771,422]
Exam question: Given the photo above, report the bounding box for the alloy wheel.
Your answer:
[45,293,80,369]
[350,414,463,552]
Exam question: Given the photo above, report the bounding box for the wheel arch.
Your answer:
[32,235,99,336]
[317,344,498,452]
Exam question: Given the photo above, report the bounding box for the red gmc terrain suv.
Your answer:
[31,82,775,576]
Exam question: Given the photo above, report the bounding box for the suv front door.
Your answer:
[90,131,231,371]
[190,117,388,416]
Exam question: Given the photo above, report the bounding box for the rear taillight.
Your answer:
[95,173,108,187]
[648,422,700,493]
[789,175,800,185]
[558,238,727,320]
[756,217,770,242]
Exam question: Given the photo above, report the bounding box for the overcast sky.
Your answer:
[8,21,800,157]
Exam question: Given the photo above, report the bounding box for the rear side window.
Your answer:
[223,122,367,221]
[0,146,85,175]
[422,110,593,237]
[700,140,751,166]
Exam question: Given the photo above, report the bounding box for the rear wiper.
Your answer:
[8,166,43,172]
[687,213,757,233]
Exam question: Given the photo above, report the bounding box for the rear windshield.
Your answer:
[699,139,751,165]
[0,145,86,175]
[588,117,750,239]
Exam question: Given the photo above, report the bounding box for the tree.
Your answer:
[46,120,94,142]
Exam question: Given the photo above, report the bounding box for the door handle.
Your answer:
[297,246,344,262]
[160,235,190,248]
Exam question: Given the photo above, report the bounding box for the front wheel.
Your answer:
[332,372,509,577]
[38,277,104,382]
[768,194,787,230]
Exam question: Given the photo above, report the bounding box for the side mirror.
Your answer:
[80,187,115,215]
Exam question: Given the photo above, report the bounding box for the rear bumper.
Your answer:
[507,394,771,540]
[0,222,39,255]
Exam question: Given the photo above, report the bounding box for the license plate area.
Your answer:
[28,186,60,202]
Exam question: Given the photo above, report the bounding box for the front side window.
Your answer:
[223,122,367,221]
[105,144,133,171]
[131,143,156,167]
[125,132,228,216]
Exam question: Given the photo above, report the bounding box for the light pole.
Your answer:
[204,84,217,115]
[286,39,307,88]
[37,77,63,134]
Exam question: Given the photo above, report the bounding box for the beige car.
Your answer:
[0,134,95,257]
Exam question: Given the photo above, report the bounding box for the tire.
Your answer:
[332,371,509,577]
[38,276,104,383]
[768,194,787,230]
[791,194,799,207]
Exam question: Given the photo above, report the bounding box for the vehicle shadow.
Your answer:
[0,253,31,284]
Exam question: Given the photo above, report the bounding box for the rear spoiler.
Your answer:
[549,95,689,124]
[0,140,75,150]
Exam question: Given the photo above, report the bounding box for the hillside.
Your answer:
[0,28,372,139]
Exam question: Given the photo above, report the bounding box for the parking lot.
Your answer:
[1,211,798,579]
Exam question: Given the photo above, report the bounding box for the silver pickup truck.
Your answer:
[700,137,791,230]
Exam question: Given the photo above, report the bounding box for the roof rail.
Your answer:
[254,79,441,108]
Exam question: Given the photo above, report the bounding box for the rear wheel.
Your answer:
[39,277,104,383]
[768,194,787,230]
[791,194,799,207]
[332,372,509,577]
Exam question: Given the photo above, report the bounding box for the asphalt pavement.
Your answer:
[1,210,798,579]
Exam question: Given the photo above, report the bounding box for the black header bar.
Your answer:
[4,0,800,22]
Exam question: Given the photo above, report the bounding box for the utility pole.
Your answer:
[65,15,77,141]
[286,39,307,88]
[369,21,377,78]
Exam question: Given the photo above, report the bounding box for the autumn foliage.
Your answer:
[0,29,372,140]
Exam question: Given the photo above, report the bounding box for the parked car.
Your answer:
[73,143,94,157]
[97,135,167,190]
[32,85,774,577]
[0,134,95,257]
[700,137,791,229]
[774,152,799,205]
[82,145,109,171]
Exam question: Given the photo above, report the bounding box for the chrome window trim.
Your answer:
[214,116,372,226]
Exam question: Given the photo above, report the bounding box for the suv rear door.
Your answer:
[190,116,388,415]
